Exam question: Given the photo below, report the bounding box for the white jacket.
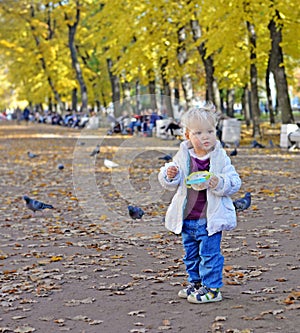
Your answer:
[158,140,242,236]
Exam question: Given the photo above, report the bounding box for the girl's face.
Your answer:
[185,121,217,155]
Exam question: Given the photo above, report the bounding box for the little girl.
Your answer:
[158,103,241,303]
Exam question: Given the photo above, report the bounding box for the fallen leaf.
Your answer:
[89,320,104,325]
[276,277,287,282]
[128,310,146,316]
[50,256,63,262]
[14,326,36,333]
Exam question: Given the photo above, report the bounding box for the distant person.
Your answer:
[165,119,181,138]
[23,107,30,124]
[15,107,22,124]
[216,114,229,146]
[128,115,142,134]
[149,109,161,132]
[142,116,151,136]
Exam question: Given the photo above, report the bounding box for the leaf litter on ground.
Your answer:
[0,123,299,333]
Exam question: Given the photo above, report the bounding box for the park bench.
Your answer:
[280,124,300,151]
[288,129,300,151]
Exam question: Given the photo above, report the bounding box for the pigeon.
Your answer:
[234,140,240,148]
[229,148,237,156]
[90,144,100,156]
[233,192,251,212]
[128,205,144,220]
[23,195,54,213]
[251,140,265,148]
[58,164,64,170]
[27,151,39,158]
[158,154,172,162]
[104,158,119,168]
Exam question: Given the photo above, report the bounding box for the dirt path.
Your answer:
[0,122,299,333]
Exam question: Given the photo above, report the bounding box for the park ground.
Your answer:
[0,122,299,333]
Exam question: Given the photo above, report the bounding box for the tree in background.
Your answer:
[0,0,299,130]
[268,8,294,124]
[63,0,88,113]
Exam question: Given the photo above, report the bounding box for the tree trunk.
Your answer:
[72,88,77,111]
[107,58,121,117]
[242,85,251,127]
[192,22,221,111]
[29,4,65,112]
[66,2,88,113]
[177,26,194,108]
[38,103,43,113]
[181,74,194,109]
[247,21,261,137]
[160,58,173,117]
[265,61,276,124]
[48,97,53,112]
[95,100,101,113]
[101,91,107,108]
[268,13,294,124]
[213,81,222,113]
[135,81,141,115]
[161,83,173,117]
[122,80,133,114]
[202,54,215,103]
[148,70,157,110]
[174,80,180,105]
[226,89,235,117]
[190,19,221,112]
[220,90,225,113]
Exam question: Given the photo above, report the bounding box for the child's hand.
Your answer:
[167,166,179,180]
[208,175,219,189]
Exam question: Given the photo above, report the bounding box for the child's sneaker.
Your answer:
[187,286,222,303]
[178,281,202,299]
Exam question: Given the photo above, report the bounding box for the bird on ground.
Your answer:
[251,140,265,148]
[58,164,64,170]
[90,144,100,156]
[229,148,238,156]
[104,158,119,168]
[27,151,39,158]
[269,139,275,148]
[128,205,144,220]
[234,140,240,148]
[158,154,172,162]
[233,192,251,212]
[23,195,54,213]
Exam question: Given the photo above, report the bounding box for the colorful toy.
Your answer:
[185,171,213,190]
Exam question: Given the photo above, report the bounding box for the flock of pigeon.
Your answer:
[89,143,120,168]
[23,144,251,221]
[25,144,134,219]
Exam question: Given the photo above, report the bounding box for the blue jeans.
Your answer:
[181,219,224,288]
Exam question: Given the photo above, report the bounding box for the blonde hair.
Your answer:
[180,102,219,130]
